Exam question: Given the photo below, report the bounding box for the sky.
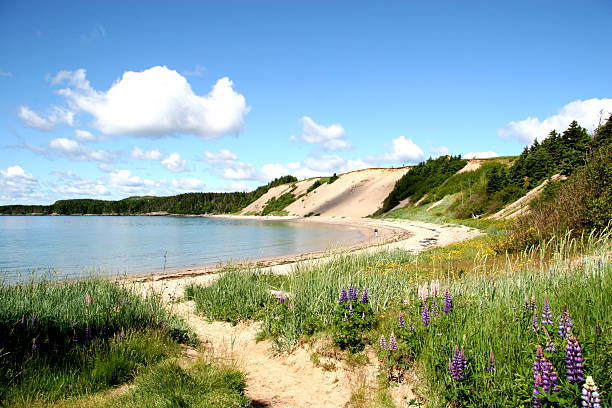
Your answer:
[1,1,611,205]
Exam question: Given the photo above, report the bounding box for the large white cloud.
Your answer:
[498,98,612,143]
[171,178,205,193]
[296,116,351,151]
[37,66,250,139]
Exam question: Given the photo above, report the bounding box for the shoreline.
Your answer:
[127,216,481,293]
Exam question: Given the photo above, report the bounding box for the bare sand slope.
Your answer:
[488,174,565,219]
[286,168,410,217]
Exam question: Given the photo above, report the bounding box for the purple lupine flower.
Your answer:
[581,376,602,408]
[488,350,496,373]
[349,286,358,300]
[408,319,414,331]
[31,338,37,353]
[389,332,397,351]
[279,294,285,304]
[449,345,466,380]
[443,288,453,315]
[338,286,347,304]
[531,295,536,312]
[597,258,602,270]
[565,336,584,384]
[360,287,369,304]
[541,297,553,325]
[421,301,430,326]
[544,328,555,352]
[533,345,545,382]
[398,311,405,328]
[541,361,559,394]
[523,295,530,314]
[380,334,387,351]
[558,306,573,338]
[533,373,543,408]
[531,309,540,333]
[431,298,439,317]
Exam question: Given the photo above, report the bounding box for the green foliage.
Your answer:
[328,173,339,183]
[306,178,323,193]
[378,156,468,214]
[509,142,612,248]
[112,360,250,408]
[261,191,297,215]
[0,175,298,215]
[331,294,376,352]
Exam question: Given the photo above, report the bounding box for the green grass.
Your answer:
[0,276,198,404]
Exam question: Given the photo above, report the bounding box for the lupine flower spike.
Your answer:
[488,351,496,373]
[544,328,555,352]
[338,286,347,304]
[389,332,397,351]
[449,345,466,380]
[531,309,540,333]
[279,294,285,304]
[541,297,553,325]
[431,298,439,317]
[531,295,536,312]
[398,312,405,329]
[558,306,573,338]
[86,293,91,307]
[581,376,602,408]
[360,287,368,304]
[408,319,414,331]
[418,285,428,302]
[565,336,584,383]
[380,334,387,351]
[421,301,430,326]
[443,288,453,314]
[349,286,358,300]
[523,295,530,314]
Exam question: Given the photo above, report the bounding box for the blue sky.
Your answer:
[1,1,611,205]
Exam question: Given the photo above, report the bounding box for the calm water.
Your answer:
[0,216,364,280]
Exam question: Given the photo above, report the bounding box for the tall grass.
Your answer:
[0,276,197,404]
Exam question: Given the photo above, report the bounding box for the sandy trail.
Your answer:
[171,301,365,408]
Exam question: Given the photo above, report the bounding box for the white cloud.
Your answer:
[74,129,96,141]
[161,152,189,172]
[463,151,499,159]
[53,178,110,196]
[371,136,424,164]
[18,105,74,131]
[261,155,370,181]
[97,163,116,173]
[498,98,612,143]
[0,165,39,202]
[48,138,113,162]
[429,145,450,157]
[298,116,351,151]
[52,66,249,139]
[171,178,205,193]
[131,146,163,161]
[108,169,159,196]
[204,149,258,180]
[0,68,12,77]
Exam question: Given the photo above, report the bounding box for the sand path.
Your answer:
[170,301,366,408]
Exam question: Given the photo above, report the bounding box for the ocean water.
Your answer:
[0,216,364,280]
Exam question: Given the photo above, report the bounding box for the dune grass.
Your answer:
[0,276,198,405]
[186,229,611,406]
